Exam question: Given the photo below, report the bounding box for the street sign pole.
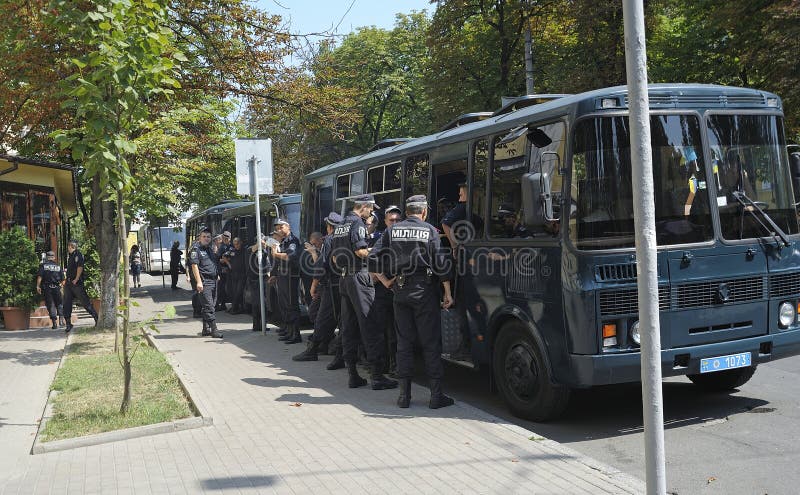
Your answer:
[249,156,267,335]
[623,1,667,493]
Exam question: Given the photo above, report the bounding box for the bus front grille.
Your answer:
[675,277,765,309]
[770,272,800,298]
[598,286,670,316]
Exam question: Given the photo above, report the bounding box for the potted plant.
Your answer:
[0,227,40,330]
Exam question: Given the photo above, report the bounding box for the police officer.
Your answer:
[37,251,64,329]
[63,240,98,332]
[186,234,203,318]
[370,204,402,376]
[293,212,343,361]
[372,195,455,408]
[272,219,302,344]
[225,237,246,314]
[187,228,223,338]
[247,235,272,332]
[215,231,232,311]
[330,194,397,390]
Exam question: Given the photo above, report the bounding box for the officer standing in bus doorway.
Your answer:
[272,219,302,344]
[188,228,223,339]
[63,240,99,332]
[331,194,397,390]
[215,231,232,311]
[370,204,403,376]
[247,235,272,332]
[372,195,455,408]
[37,251,65,329]
[170,240,182,290]
[293,212,343,362]
[441,182,473,360]
[225,237,246,314]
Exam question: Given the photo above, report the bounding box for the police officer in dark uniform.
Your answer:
[37,251,65,329]
[372,195,455,408]
[293,212,343,361]
[272,219,302,344]
[215,231,232,311]
[187,228,223,338]
[225,237,246,313]
[247,235,272,332]
[63,240,98,332]
[370,204,402,376]
[330,194,397,390]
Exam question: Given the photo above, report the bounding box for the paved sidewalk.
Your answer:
[1,278,644,494]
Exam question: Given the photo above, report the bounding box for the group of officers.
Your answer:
[186,193,459,409]
[35,240,99,332]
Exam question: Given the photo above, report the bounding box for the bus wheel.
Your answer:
[493,321,570,422]
[687,366,757,392]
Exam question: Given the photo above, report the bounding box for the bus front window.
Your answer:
[707,114,799,241]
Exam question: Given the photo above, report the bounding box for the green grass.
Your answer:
[40,326,194,442]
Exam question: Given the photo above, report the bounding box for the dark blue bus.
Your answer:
[302,84,800,421]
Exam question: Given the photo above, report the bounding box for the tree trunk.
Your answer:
[91,176,119,333]
[117,188,132,414]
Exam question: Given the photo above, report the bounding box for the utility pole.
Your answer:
[249,156,267,335]
[622,1,667,494]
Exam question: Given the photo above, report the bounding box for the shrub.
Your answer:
[0,227,40,309]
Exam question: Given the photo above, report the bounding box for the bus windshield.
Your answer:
[151,227,185,250]
[707,114,799,241]
[570,114,714,249]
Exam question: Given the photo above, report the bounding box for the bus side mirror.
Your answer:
[521,172,554,228]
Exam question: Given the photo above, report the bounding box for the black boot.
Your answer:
[201,320,211,336]
[428,379,454,409]
[285,324,302,344]
[347,361,367,388]
[292,340,319,361]
[397,378,411,408]
[326,351,345,370]
[371,365,398,390]
[209,321,223,339]
[51,318,58,330]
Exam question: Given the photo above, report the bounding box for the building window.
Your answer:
[1,191,28,234]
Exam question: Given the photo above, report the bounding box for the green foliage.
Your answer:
[70,218,101,299]
[0,227,40,309]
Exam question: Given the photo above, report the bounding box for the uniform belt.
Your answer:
[396,270,432,288]
[44,284,60,289]
[339,268,368,276]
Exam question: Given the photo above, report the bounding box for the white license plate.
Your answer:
[699,352,752,374]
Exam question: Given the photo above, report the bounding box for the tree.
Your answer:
[50,0,183,413]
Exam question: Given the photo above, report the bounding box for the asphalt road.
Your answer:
[434,355,800,494]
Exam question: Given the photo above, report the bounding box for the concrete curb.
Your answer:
[31,324,213,455]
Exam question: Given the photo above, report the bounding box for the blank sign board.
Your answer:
[235,138,273,195]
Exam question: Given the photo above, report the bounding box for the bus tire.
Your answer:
[493,321,570,422]
[687,365,756,391]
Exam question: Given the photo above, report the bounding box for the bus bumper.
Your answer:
[565,329,800,387]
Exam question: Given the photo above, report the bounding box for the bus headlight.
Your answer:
[630,320,641,345]
[778,302,795,328]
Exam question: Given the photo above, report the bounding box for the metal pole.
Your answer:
[158,225,165,288]
[249,156,267,335]
[622,1,666,493]
[524,28,534,94]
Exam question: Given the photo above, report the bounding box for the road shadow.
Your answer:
[198,475,276,491]
[0,347,62,367]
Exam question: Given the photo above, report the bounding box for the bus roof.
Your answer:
[305,83,781,181]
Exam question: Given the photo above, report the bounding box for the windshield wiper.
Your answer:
[731,191,791,247]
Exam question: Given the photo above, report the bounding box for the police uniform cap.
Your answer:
[274,218,289,227]
[406,195,428,207]
[324,212,343,225]
[384,205,402,215]
[46,251,56,258]
[222,231,231,238]
[353,194,380,209]
[200,227,212,234]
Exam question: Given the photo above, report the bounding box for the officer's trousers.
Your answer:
[198,279,217,323]
[393,277,444,380]
[229,274,245,309]
[277,275,300,328]
[373,284,397,367]
[63,282,98,322]
[248,279,268,330]
[340,271,384,367]
[310,283,340,345]
[43,286,63,320]
[190,277,201,315]
[217,272,228,306]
